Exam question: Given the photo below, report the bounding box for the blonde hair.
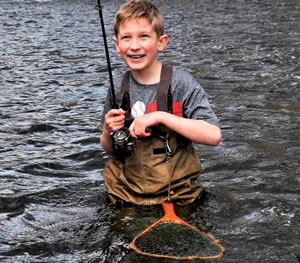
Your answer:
[114,0,164,37]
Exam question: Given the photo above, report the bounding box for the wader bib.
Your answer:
[103,65,202,206]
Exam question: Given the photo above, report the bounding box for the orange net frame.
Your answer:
[131,202,225,260]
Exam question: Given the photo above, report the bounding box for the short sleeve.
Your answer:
[171,67,220,127]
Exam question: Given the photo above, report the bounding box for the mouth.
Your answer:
[127,54,146,59]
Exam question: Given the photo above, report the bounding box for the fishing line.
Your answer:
[95,0,117,109]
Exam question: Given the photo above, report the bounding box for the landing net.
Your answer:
[131,202,225,260]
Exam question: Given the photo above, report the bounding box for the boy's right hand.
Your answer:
[103,109,126,135]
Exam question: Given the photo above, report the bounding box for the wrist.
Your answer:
[102,126,111,137]
[155,111,170,126]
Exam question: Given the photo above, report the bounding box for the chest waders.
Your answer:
[102,65,203,206]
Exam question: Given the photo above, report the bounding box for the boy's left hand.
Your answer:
[129,112,161,138]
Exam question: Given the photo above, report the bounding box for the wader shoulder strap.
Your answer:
[157,65,172,113]
[116,70,131,111]
[117,65,173,112]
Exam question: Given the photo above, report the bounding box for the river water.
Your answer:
[0,0,299,262]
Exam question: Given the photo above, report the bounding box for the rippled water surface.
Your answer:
[0,0,299,262]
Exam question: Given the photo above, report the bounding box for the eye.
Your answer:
[141,34,150,38]
[121,35,130,40]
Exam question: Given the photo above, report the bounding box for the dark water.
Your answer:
[0,0,299,262]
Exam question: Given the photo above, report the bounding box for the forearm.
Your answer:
[100,130,114,154]
[158,112,222,146]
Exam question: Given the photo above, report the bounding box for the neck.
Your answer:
[131,62,162,85]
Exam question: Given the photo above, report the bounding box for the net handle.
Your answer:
[161,202,193,226]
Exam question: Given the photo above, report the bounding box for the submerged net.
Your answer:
[131,202,225,260]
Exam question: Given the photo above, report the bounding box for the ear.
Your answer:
[113,36,120,53]
[158,34,169,51]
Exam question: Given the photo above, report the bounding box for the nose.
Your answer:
[130,38,141,50]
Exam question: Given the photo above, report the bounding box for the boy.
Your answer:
[100,0,221,206]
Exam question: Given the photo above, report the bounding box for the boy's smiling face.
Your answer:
[114,17,168,76]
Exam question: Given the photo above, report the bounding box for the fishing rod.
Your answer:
[95,0,117,109]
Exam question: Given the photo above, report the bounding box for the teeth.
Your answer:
[129,55,144,59]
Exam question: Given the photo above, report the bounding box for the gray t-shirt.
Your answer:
[100,66,219,131]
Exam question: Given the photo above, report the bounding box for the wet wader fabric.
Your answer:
[102,65,203,206]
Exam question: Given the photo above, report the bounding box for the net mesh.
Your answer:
[131,202,225,260]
